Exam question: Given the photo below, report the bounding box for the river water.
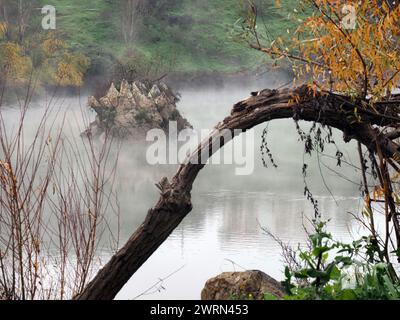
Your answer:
[1,80,365,300]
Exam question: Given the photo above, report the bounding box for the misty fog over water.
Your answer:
[1,78,364,300]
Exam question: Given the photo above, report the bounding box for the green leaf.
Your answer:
[294,270,309,279]
[263,292,278,300]
[329,265,341,281]
[285,266,291,279]
[337,289,358,300]
[382,275,399,299]
[312,246,330,257]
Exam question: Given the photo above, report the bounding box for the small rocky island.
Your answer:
[84,80,191,139]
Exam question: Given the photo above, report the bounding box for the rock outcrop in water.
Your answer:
[84,80,191,139]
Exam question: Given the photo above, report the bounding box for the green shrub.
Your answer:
[280,220,400,300]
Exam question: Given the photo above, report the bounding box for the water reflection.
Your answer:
[115,188,361,300]
[1,82,366,300]
[114,87,364,300]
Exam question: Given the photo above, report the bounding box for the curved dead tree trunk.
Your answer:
[76,85,400,300]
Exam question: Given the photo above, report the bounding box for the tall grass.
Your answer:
[0,83,120,300]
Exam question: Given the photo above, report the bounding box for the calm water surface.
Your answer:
[115,85,363,299]
[2,81,365,300]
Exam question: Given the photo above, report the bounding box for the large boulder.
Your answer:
[84,80,191,139]
[201,270,285,300]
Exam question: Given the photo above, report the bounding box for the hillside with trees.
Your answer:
[0,0,299,93]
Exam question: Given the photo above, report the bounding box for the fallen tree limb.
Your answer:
[76,85,400,300]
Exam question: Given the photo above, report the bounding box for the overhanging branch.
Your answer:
[76,85,400,300]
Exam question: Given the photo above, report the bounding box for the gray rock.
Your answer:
[148,84,162,99]
[105,82,120,107]
[85,80,192,139]
[88,96,101,109]
[119,80,133,98]
[201,270,285,300]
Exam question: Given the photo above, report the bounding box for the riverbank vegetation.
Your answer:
[1,0,400,301]
[0,0,301,95]
[240,0,400,299]
[272,220,400,300]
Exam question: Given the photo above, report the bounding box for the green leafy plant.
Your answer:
[263,292,278,300]
[281,220,400,300]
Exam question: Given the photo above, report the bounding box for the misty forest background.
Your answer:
[0,0,300,94]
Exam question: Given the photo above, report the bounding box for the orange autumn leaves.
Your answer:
[0,43,32,84]
[0,27,90,87]
[261,1,400,100]
[41,37,90,87]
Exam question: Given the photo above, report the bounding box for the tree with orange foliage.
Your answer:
[0,34,90,90]
[269,1,400,100]
[237,0,400,282]
[0,42,32,84]
[0,0,90,90]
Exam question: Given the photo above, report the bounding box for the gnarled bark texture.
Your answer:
[76,85,400,300]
